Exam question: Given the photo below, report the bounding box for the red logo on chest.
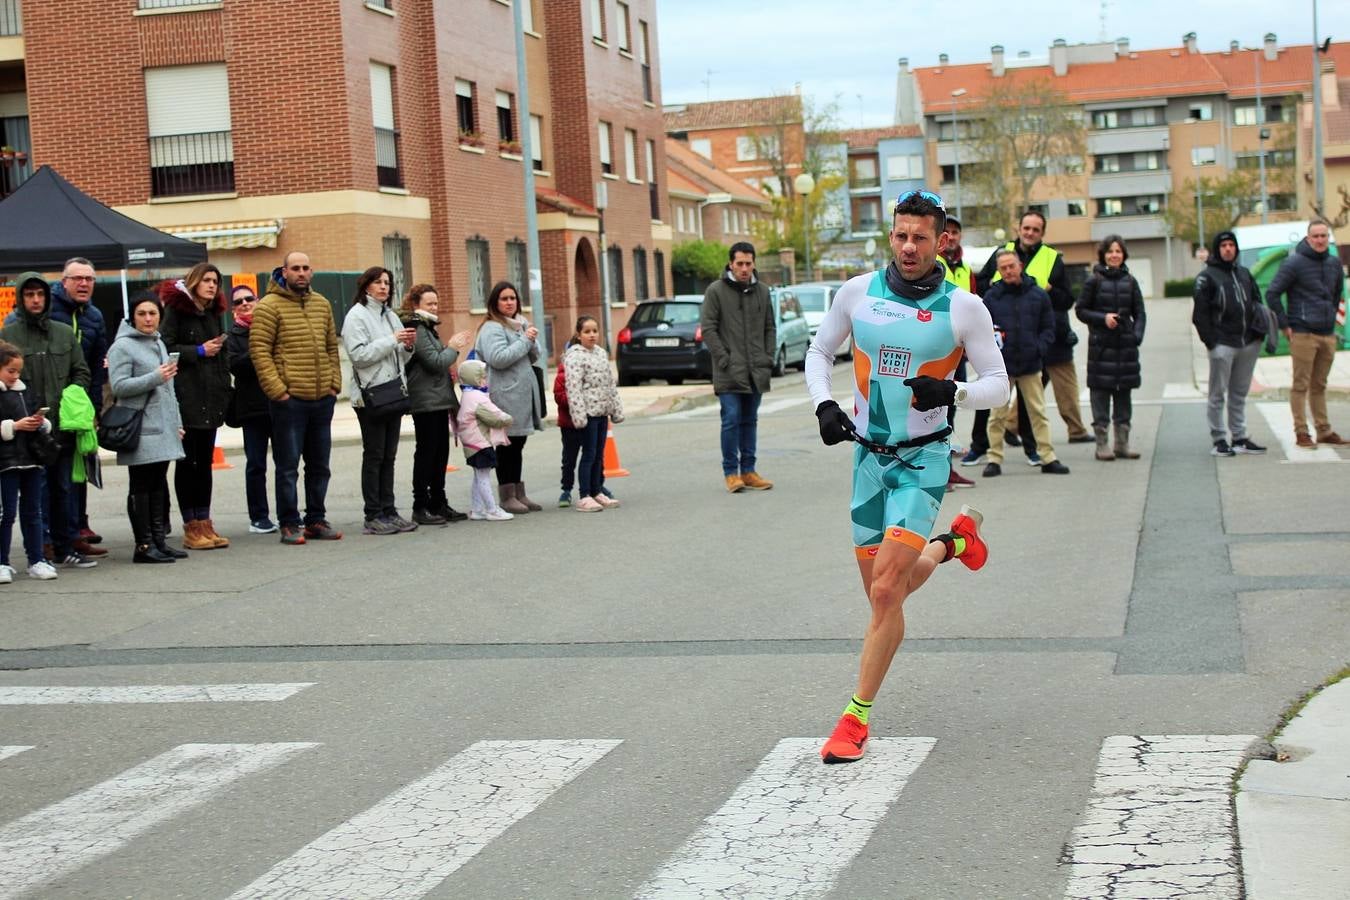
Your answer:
[917,309,933,323]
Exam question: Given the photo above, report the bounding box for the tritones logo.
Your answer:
[869,302,910,320]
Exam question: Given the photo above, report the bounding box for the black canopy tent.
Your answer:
[0,165,207,315]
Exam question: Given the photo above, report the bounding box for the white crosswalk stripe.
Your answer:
[1062,735,1257,900]
[1256,403,1346,463]
[635,737,936,899]
[0,746,33,762]
[0,742,318,900]
[227,739,621,900]
[0,683,316,704]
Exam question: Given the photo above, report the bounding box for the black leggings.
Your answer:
[175,427,217,520]
[496,435,528,484]
[130,460,171,495]
[411,410,451,510]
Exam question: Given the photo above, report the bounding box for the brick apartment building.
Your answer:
[0,0,670,356]
[665,138,769,248]
[664,93,806,198]
[896,33,1350,295]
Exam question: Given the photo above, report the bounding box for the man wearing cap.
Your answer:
[806,190,1008,764]
[978,210,1091,444]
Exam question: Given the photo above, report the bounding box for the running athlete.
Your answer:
[804,190,1009,763]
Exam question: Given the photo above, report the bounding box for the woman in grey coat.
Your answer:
[342,266,416,536]
[474,281,544,514]
[107,294,185,564]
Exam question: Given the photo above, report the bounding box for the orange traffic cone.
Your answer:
[445,463,459,472]
[211,443,233,470]
[603,425,629,477]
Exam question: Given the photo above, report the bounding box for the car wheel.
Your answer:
[618,370,639,387]
[772,346,786,378]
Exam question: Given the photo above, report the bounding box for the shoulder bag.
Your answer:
[354,306,411,419]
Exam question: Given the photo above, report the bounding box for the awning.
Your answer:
[164,219,282,251]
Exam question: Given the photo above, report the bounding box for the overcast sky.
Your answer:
[655,0,1350,127]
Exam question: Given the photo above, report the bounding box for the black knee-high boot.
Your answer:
[150,485,187,559]
[131,492,175,563]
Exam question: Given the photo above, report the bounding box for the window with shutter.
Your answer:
[144,63,234,196]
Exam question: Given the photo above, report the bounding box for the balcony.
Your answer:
[149,130,234,198]
[849,177,881,194]
[1091,215,1167,242]
[1088,169,1172,199]
[375,126,402,189]
[1086,126,1170,156]
[1,0,20,37]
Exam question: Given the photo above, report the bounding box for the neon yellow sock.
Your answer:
[843,695,873,725]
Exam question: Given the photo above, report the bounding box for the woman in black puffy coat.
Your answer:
[1076,235,1146,460]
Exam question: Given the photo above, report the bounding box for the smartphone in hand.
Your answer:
[168,352,181,364]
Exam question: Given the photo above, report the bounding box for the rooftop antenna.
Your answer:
[1099,0,1110,42]
[701,69,717,101]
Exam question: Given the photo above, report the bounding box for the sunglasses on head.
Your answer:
[894,189,946,210]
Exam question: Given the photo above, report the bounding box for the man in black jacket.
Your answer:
[1265,220,1347,447]
[978,211,1091,443]
[1192,231,1268,456]
[980,250,1070,476]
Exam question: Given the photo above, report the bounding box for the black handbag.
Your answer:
[97,403,145,452]
[359,376,411,419]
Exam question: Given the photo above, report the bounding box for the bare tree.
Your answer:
[959,79,1087,232]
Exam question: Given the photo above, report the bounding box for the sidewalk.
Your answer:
[1191,331,1350,401]
[1238,677,1350,899]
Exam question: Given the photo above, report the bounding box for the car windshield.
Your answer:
[631,302,702,326]
[792,288,829,313]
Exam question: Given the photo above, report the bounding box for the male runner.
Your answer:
[805,190,1009,763]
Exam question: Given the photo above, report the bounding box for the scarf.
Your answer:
[233,309,254,328]
[941,243,965,269]
[883,260,945,300]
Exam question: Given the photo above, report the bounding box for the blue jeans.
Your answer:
[559,426,584,493]
[242,417,273,523]
[42,448,76,556]
[719,392,762,476]
[1,468,44,567]
[269,395,335,528]
[577,417,608,497]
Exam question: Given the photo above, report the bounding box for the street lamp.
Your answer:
[950,88,967,221]
[794,172,816,281]
[1242,42,1270,223]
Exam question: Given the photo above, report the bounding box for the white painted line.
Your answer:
[757,396,811,416]
[1163,382,1205,399]
[0,683,316,705]
[0,746,33,762]
[229,739,621,900]
[636,737,935,899]
[1062,734,1257,900]
[664,403,721,420]
[1256,403,1343,463]
[0,742,317,900]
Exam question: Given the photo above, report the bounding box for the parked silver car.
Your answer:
[782,281,852,357]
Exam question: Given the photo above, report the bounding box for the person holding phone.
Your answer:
[158,263,233,551]
[474,281,544,514]
[108,293,186,563]
[342,267,416,535]
[0,341,58,581]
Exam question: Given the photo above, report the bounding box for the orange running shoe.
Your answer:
[949,504,988,571]
[820,713,869,764]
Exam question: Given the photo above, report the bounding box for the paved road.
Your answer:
[1,299,1347,899]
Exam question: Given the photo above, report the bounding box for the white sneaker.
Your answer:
[468,510,487,521]
[485,508,514,521]
[576,496,604,512]
[0,564,14,584]
[27,561,58,580]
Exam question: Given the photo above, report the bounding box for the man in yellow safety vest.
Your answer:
[977,210,1092,444]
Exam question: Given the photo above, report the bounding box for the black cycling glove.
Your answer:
[903,376,958,411]
[815,400,856,445]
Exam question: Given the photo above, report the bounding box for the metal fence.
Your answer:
[149,131,235,197]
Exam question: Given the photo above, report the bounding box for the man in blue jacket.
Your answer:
[980,250,1070,476]
[48,258,109,545]
[1265,220,1347,447]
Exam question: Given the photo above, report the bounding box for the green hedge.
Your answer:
[1163,278,1193,298]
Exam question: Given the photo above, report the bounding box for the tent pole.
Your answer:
[120,269,128,319]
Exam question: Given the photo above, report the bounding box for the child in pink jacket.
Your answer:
[455,359,515,521]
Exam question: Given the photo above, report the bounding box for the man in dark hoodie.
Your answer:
[1265,219,1347,447]
[700,241,776,493]
[0,273,96,567]
[1192,230,1268,457]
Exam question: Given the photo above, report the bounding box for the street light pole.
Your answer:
[950,88,967,222]
[511,0,546,351]
[793,172,816,281]
[1255,47,1268,223]
[1312,0,1325,213]
[1197,183,1206,250]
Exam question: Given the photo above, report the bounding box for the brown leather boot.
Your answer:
[498,482,530,514]
[516,483,543,512]
[741,471,774,490]
[201,519,230,548]
[181,520,217,551]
